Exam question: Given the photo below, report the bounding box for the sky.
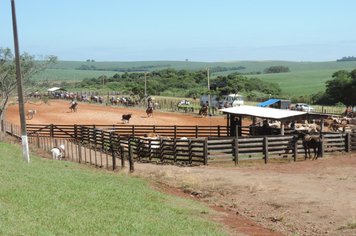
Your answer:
[2,0,356,62]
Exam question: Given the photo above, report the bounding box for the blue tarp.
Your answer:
[256,99,280,107]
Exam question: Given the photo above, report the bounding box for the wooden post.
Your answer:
[174,125,177,139]
[345,133,351,153]
[74,124,78,140]
[294,137,298,162]
[203,138,208,165]
[121,146,125,169]
[188,139,192,164]
[234,137,239,166]
[196,125,198,138]
[320,133,324,157]
[50,124,53,137]
[78,143,82,163]
[37,133,40,148]
[263,136,269,164]
[129,146,134,172]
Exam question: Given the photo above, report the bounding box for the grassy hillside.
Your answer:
[0,142,226,235]
[33,60,356,96]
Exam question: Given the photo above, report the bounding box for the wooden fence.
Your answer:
[26,124,229,139]
[2,121,356,169]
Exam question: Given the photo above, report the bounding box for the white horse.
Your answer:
[50,144,65,161]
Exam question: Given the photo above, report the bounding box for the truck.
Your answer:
[200,94,244,108]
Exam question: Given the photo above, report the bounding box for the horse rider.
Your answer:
[69,99,77,109]
[148,99,153,111]
[111,95,115,102]
[202,103,207,112]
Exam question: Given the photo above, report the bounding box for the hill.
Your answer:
[33,60,356,96]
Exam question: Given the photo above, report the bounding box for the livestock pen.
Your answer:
[3,121,356,171]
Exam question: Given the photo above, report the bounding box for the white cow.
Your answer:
[27,110,36,119]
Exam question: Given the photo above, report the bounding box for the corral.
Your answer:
[5,100,356,236]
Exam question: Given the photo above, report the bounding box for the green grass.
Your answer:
[32,60,356,96]
[0,142,226,235]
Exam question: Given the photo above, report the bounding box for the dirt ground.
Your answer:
[6,100,356,236]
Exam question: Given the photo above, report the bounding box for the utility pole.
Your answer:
[144,71,147,106]
[102,74,106,98]
[205,67,212,108]
[11,0,30,163]
[205,67,212,136]
[73,75,75,93]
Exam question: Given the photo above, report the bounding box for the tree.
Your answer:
[0,47,57,125]
[325,69,356,106]
[263,66,290,74]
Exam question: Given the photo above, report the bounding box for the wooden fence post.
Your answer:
[74,124,78,140]
[37,133,40,148]
[203,138,208,165]
[263,136,269,164]
[78,143,82,163]
[121,146,125,169]
[174,125,177,139]
[345,133,351,153]
[129,146,134,172]
[50,124,53,137]
[294,137,298,162]
[234,137,239,166]
[196,126,198,138]
[320,133,324,157]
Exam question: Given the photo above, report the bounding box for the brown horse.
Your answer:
[295,131,322,160]
[199,108,208,116]
[146,107,153,117]
[69,103,78,113]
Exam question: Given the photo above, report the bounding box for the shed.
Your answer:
[219,105,330,136]
[257,99,291,109]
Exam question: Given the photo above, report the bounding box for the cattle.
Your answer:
[122,114,132,123]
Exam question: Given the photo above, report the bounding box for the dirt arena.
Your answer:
[6,100,356,236]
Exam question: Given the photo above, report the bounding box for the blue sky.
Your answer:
[2,0,356,62]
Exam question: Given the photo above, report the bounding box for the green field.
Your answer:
[0,142,226,235]
[33,60,356,96]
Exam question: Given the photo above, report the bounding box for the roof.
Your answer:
[256,99,280,107]
[220,105,308,120]
[47,87,67,92]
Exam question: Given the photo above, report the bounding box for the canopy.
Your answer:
[220,105,307,120]
[47,87,67,92]
[256,99,280,107]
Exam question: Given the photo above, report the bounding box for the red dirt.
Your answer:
[6,100,356,236]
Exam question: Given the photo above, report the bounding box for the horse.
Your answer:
[146,107,153,117]
[50,144,65,161]
[199,108,208,116]
[295,131,323,160]
[70,102,78,113]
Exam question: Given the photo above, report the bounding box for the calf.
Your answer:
[122,114,132,123]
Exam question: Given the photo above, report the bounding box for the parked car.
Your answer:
[294,103,315,112]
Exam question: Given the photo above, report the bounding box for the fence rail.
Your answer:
[2,121,356,170]
[26,124,229,139]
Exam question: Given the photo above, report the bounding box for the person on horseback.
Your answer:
[69,99,77,110]
[202,103,207,112]
[148,99,153,111]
